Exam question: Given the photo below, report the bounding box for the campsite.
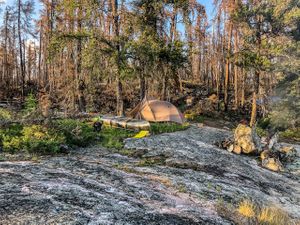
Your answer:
[0,0,299,224]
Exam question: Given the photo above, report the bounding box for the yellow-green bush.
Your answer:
[0,124,65,154]
[0,108,12,121]
[21,125,65,154]
[0,124,23,153]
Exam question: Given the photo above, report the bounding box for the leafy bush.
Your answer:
[0,124,65,154]
[185,112,205,123]
[256,126,267,137]
[23,93,38,115]
[280,128,300,142]
[0,108,12,121]
[257,117,271,129]
[52,119,97,147]
[100,127,134,149]
[21,125,65,154]
[150,122,189,135]
[269,108,298,130]
[0,124,23,153]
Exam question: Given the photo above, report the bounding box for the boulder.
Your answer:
[217,138,233,149]
[227,144,234,153]
[233,145,242,154]
[227,144,242,154]
[280,146,297,162]
[262,157,284,172]
[260,150,271,160]
[268,132,279,150]
[234,124,262,154]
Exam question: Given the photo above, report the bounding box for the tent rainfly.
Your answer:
[129,97,185,124]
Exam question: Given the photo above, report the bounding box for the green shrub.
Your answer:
[0,124,65,154]
[52,119,97,147]
[2,136,23,153]
[257,117,271,129]
[21,125,65,154]
[0,124,23,153]
[269,108,297,130]
[280,128,300,141]
[256,127,267,137]
[23,93,38,115]
[150,122,189,135]
[0,108,12,121]
[100,127,134,149]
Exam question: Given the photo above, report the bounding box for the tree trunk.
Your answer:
[139,74,146,100]
[116,76,124,116]
[18,0,25,99]
[240,68,245,107]
[250,91,257,127]
[76,5,86,112]
[3,10,9,96]
[224,21,233,111]
[38,23,42,88]
[234,28,239,109]
[112,0,124,116]
[250,15,262,127]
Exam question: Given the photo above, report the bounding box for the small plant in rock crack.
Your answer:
[177,183,187,193]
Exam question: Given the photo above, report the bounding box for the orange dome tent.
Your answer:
[129,97,185,124]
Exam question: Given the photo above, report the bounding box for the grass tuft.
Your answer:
[217,199,296,225]
[258,207,290,225]
[237,199,256,218]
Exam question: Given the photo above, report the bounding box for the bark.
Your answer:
[139,75,146,100]
[250,15,262,127]
[3,10,9,95]
[250,91,257,127]
[224,21,233,111]
[112,0,124,116]
[234,29,239,109]
[76,4,86,112]
[38,23,42,88]
[240,68,245,107]
[18,0,25,99]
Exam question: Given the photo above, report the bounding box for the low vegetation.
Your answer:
[100,127,135,149]
[0,115,191,155]
[256,117,299,141]
[51,119,97,147]
[184,112,206,123]
[0,108,12,121]
[150,122,189,135]
[0,120,97,154]
[217,199,296,225]
[280,128,300,142]
[136,156,167,167]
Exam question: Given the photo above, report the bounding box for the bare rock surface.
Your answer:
[0,126,299,224]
